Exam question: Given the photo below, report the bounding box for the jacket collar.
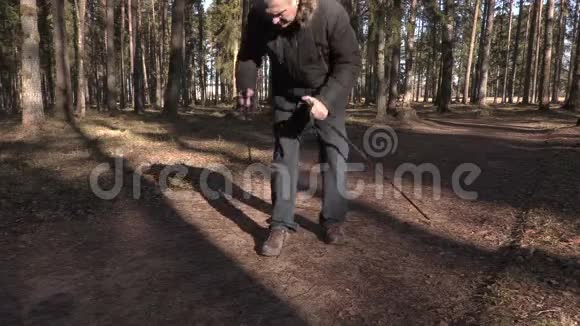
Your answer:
[295,0,318,27]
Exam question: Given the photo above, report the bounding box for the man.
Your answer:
[236,0,361,256]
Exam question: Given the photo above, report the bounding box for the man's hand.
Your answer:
[302,96,328,120]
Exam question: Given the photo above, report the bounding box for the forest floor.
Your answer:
[1,103,579,325]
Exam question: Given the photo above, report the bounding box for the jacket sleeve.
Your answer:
[315,5,361,114]
[236,8,266,92]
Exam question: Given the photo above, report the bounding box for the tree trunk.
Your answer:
[52,0,74,120]
[375,3,387,120]
[38,0,54,109]
[387,0,401,114]
[551,0,567,103]
[508,0,525,103]
[133,0,145,113]
[215,58,220,104]
[539,0,555,110]
[472,0,488,103]
[20,0,45,126]
[185,3,195,106]
[105,0,118,112]
[563,11,580,111]
[476,0,495,107]
[437,0,454,112]
[423,22,434,103]
[364,20,375,105]
[400,0,418,118]
[127,0,134,107]
[142,5,150,105]
[523,0,540,104]
[163,0,185,117]
[73,0,87,117]
[519,2,532,102]
[387,42,400,113]
[120,0,126,109]
[532,0,544,103]
[502,0,513,103]
[566,6,578,100]
[150,0,161,108]
[464,0,481,104]
[142,43,150,105]
[197,0,206,106]
[494,67,500,103]
[430,21,438,103]
[159,0,167,107]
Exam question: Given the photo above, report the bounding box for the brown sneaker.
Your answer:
[261,228,289,257]
[324,224,345,245]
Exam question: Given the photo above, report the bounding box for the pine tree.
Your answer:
[106,0,118,112]
[163,0,185,117]
[20,0,45,125]
[464,0,481,104]
[523,0,540,104]
[52,0,74,120]
[476,0,496,107]
[538,0,555,110]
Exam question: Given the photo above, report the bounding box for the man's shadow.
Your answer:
[144,164,325,253]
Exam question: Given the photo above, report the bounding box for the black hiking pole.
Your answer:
[298,101,431,221]
[240,90,254,162]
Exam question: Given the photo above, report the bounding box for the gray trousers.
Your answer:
[270,98,349,231]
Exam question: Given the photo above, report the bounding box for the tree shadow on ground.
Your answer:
[3,115,579,324]
[86,110,580,233]
[142,163,326,252]
[126,154,579,323]
[0,122,308,325]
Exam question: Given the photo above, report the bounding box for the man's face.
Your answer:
[265,0,298,28]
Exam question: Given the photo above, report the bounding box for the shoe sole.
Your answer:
[260,250,282,257]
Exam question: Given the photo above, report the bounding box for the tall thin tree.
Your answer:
[566,3,578,98]
[20,0,45,125]
[563,10,579,111]
[464,0,481,104]
[551,0,567,103]
[72,0,87,117]
[472,0,488,103]
[106,0,118,112]
[52,0,74,119]
[197,0,206,106]
[501,0,513,103]
[120,0,126,109]
[387,0,402,113]
[400,0,418,119]
[523,0,539,104]
[163,0,185,117]
[539,0,555,110]
[375,0,388,120]
[128,0,135,105]
[476,0,496,107]
[508,0,524,103]
[133,0,145,113]
[532,0,543,102]
[436,0,454,112]
[151,0,162,107]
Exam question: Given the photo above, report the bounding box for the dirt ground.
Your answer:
[1,103,579,325]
